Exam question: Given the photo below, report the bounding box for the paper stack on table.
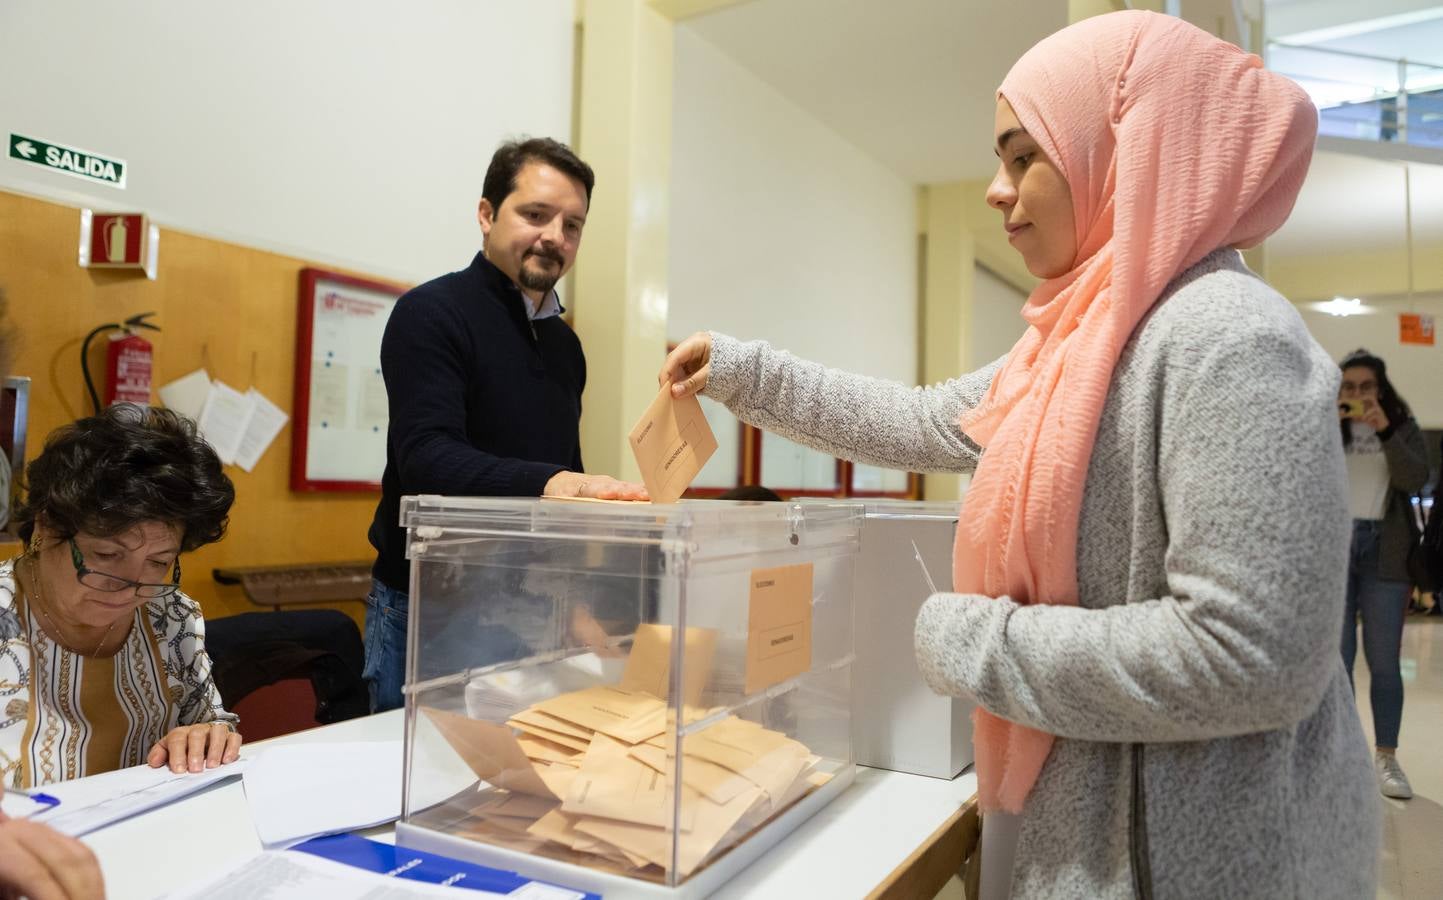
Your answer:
[422,625,832,878]
[242,741,403,848]
[24,758,250,836]
[241,733,483,848]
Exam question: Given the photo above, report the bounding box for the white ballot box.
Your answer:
[846,500,975,779]
[394,496,862,899]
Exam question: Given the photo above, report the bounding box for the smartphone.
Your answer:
[1339,399,1365,418]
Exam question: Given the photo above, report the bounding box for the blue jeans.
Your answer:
[1341,519,1410,748]
[363,578,410,713]
[362,576,534,714]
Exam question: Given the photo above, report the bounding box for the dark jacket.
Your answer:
[1366,417,1431,582]
[368,251,585,590]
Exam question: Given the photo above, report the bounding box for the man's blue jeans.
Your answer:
[363,578,409,713]
[1341,519,1410,748]
[362,576,533,713]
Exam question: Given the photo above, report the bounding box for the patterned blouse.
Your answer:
[0,558,238,787]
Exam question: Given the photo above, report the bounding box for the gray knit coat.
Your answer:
[701,249,1379,899]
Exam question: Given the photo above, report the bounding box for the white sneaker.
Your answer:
[1376,753,1413,800]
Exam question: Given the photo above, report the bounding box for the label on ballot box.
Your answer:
[744,563,813,693]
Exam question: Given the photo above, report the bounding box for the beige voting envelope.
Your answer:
[576,783,763,876]
[473,792,558,821]
[533,686,668,745]
[628,384,718,504]
[745,741,813,812]
[682,717,792,775]
[518,734,584,766]
[744,563,814,694]
[629,743,755,806]
[573,834,651,869]
[508,709,594,741]
[560,733,692,830]
[528,808,586,847]
[537,764,578,798]
[421,707,559,800]
[621,624,718,707]
[508,721,592,753]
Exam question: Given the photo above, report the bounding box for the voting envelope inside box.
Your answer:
[396,496,860,890]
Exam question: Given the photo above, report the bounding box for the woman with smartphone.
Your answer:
[1338,348,1430,799]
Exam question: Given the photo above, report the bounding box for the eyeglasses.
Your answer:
[69,538,182,599]
[1339,380,1377,396]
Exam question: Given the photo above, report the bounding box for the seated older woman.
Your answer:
[1,403,241,786]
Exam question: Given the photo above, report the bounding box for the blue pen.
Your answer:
[6,787,61,809]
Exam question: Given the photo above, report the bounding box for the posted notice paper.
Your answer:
[234,388,289,472]
[156,368,212,423]
[195,380,255,466]
[627,385,718,504]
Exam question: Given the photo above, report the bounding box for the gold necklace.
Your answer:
[25,558,119,657]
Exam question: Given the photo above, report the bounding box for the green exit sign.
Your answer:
[8,132,127,188]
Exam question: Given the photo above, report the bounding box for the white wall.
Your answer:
[667,25,917,384]
[0,0,574,284]
[971,264,1027,370]
[1297,294,1443,428]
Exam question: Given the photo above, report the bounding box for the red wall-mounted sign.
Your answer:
[89,213,145,266]
[1400,313,1435,346]
[78,210,158,278]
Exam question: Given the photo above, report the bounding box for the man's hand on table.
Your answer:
[544,471,649,501]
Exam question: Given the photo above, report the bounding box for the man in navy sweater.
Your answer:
[364,138,646,712]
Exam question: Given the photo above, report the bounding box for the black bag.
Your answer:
[1409,490,1443,594]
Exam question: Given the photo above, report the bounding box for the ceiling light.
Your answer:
[1272,7,1443,46]
[1309,296,1376,317]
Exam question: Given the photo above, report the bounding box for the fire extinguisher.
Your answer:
[80,312,161,413]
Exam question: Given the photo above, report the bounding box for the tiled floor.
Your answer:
[1356,612,1443,900]
[934,612,1443,900]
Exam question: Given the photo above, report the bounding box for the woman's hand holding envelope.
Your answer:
[659,332,713,399]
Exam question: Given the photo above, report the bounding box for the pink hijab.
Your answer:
[953,11,1317,813]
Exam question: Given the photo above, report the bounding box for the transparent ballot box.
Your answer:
[846,500,975,779]
[394,496,862,898]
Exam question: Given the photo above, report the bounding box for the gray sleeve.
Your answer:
[702,332,1002,475]
[912,321,1349,743]
[1382,419,1430,494]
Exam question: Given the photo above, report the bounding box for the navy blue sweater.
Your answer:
[368,251,585,590]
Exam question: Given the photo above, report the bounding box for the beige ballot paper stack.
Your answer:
[628,385,718,504]
[416,623,831,880]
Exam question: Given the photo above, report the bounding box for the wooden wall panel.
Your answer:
[0,189,393,624]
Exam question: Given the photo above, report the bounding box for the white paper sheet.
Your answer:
[242,741,404,848]
[162,849,498,900]
[196,380,257,465]
[157,368,212,423]
[30,758,249,836]
[235,388,289,472]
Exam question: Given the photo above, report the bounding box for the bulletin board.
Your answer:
[291,268,405,492]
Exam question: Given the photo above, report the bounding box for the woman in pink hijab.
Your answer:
[662,10,1377,898]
